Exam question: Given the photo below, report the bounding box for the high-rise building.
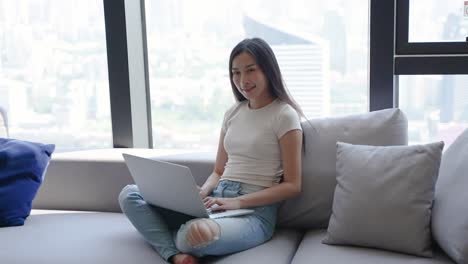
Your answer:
[243,15,330,118]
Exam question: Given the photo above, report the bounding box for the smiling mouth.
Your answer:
[242,86,256,93]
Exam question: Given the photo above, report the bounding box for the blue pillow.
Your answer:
[0,138,55,227]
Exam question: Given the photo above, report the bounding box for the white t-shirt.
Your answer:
[221,99,302,187]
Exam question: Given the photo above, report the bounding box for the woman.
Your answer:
[119,37,304,264]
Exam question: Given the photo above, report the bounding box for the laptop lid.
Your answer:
[122,153,209,218]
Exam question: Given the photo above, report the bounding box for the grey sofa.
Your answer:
[0,109,460,264]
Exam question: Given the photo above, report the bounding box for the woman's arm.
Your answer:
[199,130,227,198]
[207,129,302,210]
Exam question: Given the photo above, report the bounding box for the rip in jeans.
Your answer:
[180,218,221,249]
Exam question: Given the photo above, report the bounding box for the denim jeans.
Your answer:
[118,180,279,261]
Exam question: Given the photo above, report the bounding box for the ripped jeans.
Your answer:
[118,180,279,261]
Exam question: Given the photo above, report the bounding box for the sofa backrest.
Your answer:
[277,108,408,229]
[33,150,216,212]
[34,109,408,229]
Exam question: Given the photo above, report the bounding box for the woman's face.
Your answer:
[231,52,270,105]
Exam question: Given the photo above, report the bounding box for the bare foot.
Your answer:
[171,253,199,264]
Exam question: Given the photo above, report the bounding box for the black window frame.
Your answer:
[369,0,397,111]
[103,0,152,148]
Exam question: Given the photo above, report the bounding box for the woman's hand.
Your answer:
[203,197,241,211]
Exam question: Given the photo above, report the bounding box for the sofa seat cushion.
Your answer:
[0,210,302,264]
[292,230,454,264]
[205,228,302,264]
[0,210,166,264]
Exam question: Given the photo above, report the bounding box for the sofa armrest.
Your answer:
[33,148,215,212]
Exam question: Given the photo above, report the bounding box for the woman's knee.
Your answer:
[118,184,141,206]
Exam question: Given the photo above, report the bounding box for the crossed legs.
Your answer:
[119,185,221,263]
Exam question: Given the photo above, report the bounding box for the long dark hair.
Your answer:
[228,38,306,120]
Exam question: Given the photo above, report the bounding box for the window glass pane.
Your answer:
[0,0,112,152]
[409,0,468,42]
[399,75,468,148]
[146,0,369,150]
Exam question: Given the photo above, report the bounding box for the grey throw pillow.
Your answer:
[323,141,444,257]
[432,129,468,264]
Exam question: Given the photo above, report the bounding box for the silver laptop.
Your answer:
[122,153,254,219]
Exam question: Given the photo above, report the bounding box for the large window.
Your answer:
[145,0,369,150]
[0,0,112,152]
[394,0,468,147]
[399,75,468,147]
